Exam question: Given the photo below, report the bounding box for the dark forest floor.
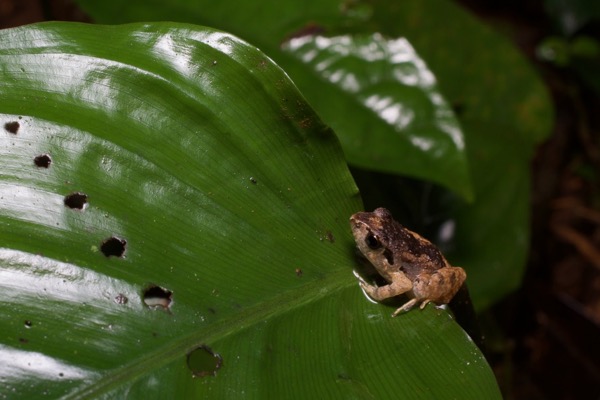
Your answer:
[458,2,600,399]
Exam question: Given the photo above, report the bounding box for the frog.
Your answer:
[350,207,467,316]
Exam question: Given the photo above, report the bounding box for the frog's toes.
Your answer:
[392,298,419,317]
[419,299,432,310]
[352,270,368,285]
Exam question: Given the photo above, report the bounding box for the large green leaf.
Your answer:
[74,0,473,201]
[0,23,499,398]
[73,0,553,312]
[280,33,470,199]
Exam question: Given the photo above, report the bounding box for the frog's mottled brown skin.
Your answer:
[350,207,466,316]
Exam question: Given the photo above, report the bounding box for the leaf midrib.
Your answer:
[64,267,352,399]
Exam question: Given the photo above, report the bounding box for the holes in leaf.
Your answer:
[100,236,127,258]
[186,345,223,378]
[295,268,303,277]
[143,285,172,310]
[249,177,257,184]
[34,154,52,168]
[64,192,88,210]
[24,320,32,329]
[4,121,19,134]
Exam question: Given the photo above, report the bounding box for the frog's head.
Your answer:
[349,207,396,268]
[351,208,448,281]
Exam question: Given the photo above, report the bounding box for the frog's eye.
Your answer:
[365,233,381,250]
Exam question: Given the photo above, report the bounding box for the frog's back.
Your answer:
[391,222,448,279]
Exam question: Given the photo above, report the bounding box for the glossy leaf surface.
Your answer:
[281,33,469,199]
[75,0,473,201]
[73,0,553,312]
[0,23,499,399]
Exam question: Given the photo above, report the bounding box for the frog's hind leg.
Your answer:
[413,267,467,305]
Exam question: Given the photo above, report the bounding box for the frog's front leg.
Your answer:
[353,270,413,301]
[401,266,467,314]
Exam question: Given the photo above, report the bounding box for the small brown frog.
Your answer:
[350,207,466,316]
